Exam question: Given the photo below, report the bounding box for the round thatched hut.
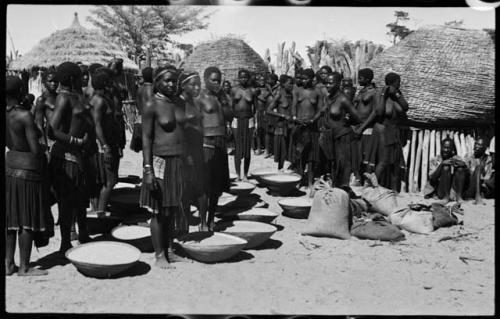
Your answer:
[368,25,495,128]
[9,13,138,71]
[183,37,268,85]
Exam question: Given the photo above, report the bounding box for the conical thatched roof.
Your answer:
[9,13,138,71]
[368,25,495,127]
[184,37,268,85]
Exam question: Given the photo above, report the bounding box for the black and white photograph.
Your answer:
[4,0,496,316]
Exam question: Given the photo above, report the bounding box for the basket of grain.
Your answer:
[175,232,247,263]
[65,241,140,278]
[250,168,279,184]
[118,174,141,185]
[229,181,256,196]
[278,197,313,219]
[219,208,278,223]
[214,220,277,249]
[261,173,302,195]
[109,187,145,216]
[86,211,123,235]
[111,225,153,252]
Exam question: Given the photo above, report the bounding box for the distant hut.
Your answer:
[369,25,494,128]
[8,13,139,103]
[9,12,138,72]
[367,25,495,193]
[184,37,269,85]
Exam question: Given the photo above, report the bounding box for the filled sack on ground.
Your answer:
[351,218,405,242]
[389,207,434,234]
[431,203,459,229]
[302,181,351,239]
[360,173,399,216]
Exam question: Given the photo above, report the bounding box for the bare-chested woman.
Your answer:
[264,73,279,158]
[89,68,120,214]
[178,71,207,231]
[49,62,92,252]
[130,67,154,152]
[378,72,409,192]
[197,67,233,230]
[254,73,268,155]
[266,75,294,171]
[324,72,362,187]
[35,69,59,152]
[231,69,257,181]
[6,76,52,276]
[290,68,324,194]
[141,66,188,268]
[108,58,127,160]
[352,68,378,183]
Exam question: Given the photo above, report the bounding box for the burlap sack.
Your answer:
[302,185,351,239]
[389,207,434,234]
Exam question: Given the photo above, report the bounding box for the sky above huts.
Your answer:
[7,5,495,65]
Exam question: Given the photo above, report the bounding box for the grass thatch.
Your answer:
[183,36,268,86]
[368,25,494,127]
[9,13,138,71]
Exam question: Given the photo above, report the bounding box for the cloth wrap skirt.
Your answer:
[332,127,356,187]
[6,150,54,234]
[274,123,289,166]
[49,143,89,209]
[233,117,254,160]
[203,135,230,198]
[184,127,206,201]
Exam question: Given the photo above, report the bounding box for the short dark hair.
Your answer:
[203,66,221,80]
[385,72,401,86]
[55,62,82,87]
[142,67,153,83]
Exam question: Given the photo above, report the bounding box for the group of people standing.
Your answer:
[6,59,128,275]
[5,59,495,274]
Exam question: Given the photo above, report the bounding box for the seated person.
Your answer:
[424,136,468,203]
[463,137,494,204]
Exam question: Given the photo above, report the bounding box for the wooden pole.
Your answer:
[429,130,436,163]
[435,130,441,157]
[459,132,467,157]
[402,139,410,193]
[413,130,424,193]
[453,131,462,158]
[421,130,430,194]
[408,129,417,193]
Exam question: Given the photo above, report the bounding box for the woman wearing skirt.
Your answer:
[6,76,52,276]
[140,66,188,269]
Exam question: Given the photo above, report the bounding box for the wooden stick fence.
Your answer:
[400,126,493,193]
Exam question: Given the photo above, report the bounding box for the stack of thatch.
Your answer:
[368,25,495,127]
[9,13,138,71]
[183,37,269,85]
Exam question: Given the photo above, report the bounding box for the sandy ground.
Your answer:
[6,133,495,315]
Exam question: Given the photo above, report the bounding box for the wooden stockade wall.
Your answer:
[400,126,494,193]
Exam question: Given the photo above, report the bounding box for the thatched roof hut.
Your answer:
[184,37,268,85]
[9,13,138,71]
[368,25,495,127]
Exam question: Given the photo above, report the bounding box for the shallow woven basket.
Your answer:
[117,175,141,185]
[176,232,247,263]
[65,241,140,278]
[111,225,153,253]
[250,168,279,185]
[228,181,256,196]
[86,211,122,235]
[262,173,302,195]
[214,220,277,249]
[109,188,144,216]
[278,198,312,219]
[220,208,278,224]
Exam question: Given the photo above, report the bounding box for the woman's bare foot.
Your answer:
[154,252,174,269]
[434,197,450,205]
[5,263,18,276]
[474,197,486,205]
[18,267,48,276]
[167,249,189,263]
[207,220,215,232]
[242,175,249,182]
